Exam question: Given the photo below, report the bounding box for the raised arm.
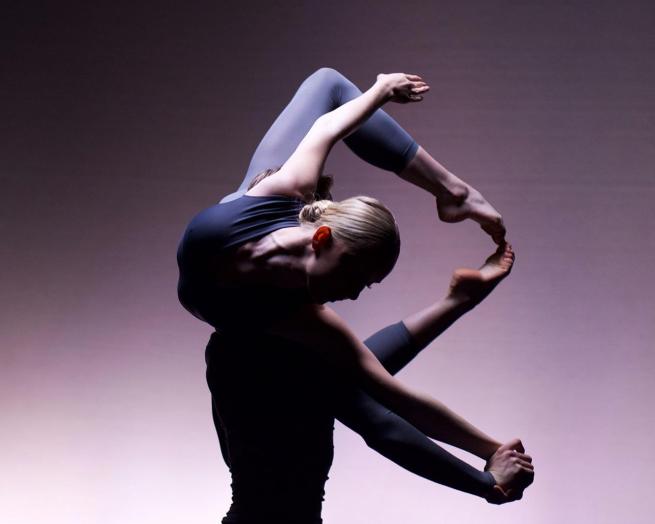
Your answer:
[266,302,501,460]
[245,72,429,201]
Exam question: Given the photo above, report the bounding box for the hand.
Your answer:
[484,438,534,505]
[376,73,430,104]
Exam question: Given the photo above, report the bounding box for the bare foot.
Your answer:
[435,183,506,245]
[448,243,515,306]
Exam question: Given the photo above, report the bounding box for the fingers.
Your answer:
[485,485,508,505]
[507,447,531,463]
[507,463,535,489]
[518,458,534,470]
[486,484,524,505]
[505,487,524,501]
[406,74,429,102]
[408,84,430,102]
[508,438,525,453]
[515,450,532,464]
[385,73,430,104]
[511,469,535,492]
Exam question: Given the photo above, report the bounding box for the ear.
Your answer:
[312,225,332,251]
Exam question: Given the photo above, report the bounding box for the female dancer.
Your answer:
[177,68,533,523]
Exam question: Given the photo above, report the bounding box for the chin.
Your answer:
[309,287,328,305]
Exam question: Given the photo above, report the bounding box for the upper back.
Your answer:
[176,193,311,331]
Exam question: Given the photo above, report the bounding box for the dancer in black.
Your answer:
[177,68,534,523]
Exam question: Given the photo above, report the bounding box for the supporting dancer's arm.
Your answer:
[334,244,533,502]
[268,245,532,462]
[267,300,501,460]
[335,321,497,499]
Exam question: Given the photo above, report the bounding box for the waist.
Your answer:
[225,484,325,524]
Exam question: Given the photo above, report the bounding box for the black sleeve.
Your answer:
[334,321,495,498]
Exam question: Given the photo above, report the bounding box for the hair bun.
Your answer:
[299,199,333,223]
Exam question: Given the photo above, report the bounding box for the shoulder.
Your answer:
[245,167,314,201]
[266,303,357,347]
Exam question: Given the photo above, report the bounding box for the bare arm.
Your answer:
[246,73,428,201]
[266,303,501,460]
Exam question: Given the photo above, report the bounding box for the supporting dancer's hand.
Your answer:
[484,438,535,504]
[376,73,430,104]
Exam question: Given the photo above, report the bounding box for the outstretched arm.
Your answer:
[335,321,496,498]
[267,302,501,460]
[335,245,532,502]
[267,244,517,458]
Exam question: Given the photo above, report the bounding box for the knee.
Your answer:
[310,66,346,85]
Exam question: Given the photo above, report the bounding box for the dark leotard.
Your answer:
[177,194,310,332]
[176,68,494,523]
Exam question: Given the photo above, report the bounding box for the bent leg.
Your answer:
[221,67,419,202]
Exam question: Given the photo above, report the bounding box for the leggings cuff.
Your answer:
[396,140,419,174]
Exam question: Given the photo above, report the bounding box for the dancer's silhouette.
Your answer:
[177,68,533,523]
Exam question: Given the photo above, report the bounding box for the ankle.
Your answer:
[444,293,474,311]
[436,179,469,202]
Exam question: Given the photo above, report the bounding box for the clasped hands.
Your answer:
[484,438,535,504]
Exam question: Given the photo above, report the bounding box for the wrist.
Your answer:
[479,439,502,461]
[482,470,497,497]
[372,78,393,102]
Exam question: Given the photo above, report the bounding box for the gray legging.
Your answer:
[219,67,419,203]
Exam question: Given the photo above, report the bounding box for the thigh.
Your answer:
[222,68,345,202]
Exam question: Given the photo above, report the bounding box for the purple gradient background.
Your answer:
[3,2,654,523]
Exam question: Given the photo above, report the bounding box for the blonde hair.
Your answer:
[299,196,401,276]
[247,167,400,274]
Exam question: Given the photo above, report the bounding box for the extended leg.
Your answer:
[221,67,418,202]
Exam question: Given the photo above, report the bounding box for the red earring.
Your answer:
[312,226,330,249]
